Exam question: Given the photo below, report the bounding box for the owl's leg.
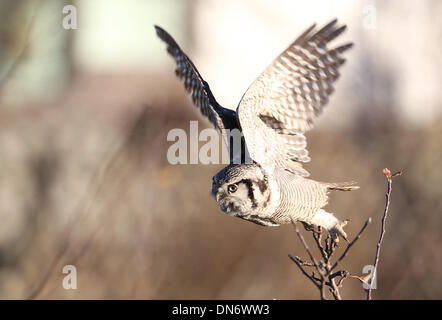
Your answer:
[310,209,348,242]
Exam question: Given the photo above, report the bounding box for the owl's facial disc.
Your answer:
[211,180,250,215]
[211,163,270,217]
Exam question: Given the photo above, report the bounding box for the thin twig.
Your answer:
[328,217,372,274]
[367,169,402,300]
[291,219,330,299]
[313,227,328,262]
[291,219,322,276]
[329,278,341,300]
[288,254,321,290]
[292,256,315,267]
[335,271,350,287]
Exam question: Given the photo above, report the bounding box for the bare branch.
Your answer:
[288,254,321,290]
[289,168,401,300]
[367,168,402,300]
[289,207,372,300]
[291,219,322,275]
[313,227,328,262]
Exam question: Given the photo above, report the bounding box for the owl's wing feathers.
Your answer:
[237,19,353,177]
[155,25,240,134]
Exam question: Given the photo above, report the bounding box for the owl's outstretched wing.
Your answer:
[237,19,352,176]
[155,25,239,133]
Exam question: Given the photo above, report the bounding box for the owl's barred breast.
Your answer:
[271,169,330,225]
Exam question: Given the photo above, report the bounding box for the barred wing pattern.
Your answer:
[155,25,239,135]
[237,19,353,176]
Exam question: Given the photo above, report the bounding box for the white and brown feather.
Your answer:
[237,19,353,176]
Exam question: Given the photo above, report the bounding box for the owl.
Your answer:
[155,19,358,241]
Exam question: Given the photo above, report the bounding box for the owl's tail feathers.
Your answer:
[327,181,360,192]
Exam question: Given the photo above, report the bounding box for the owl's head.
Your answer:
[211,163,272,221]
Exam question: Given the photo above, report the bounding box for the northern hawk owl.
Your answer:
[155,19,358,241]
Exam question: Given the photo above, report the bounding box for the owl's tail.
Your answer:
[327,181,360,191]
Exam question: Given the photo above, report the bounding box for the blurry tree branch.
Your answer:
[27,108,157,299]
[366,168,403,300]
[0,1,41,98]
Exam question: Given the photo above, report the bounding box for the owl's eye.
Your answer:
[227,184,238,193]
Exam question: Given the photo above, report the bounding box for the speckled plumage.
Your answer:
[156,19,358,240]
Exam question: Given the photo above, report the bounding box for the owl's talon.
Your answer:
[330,219,349,243]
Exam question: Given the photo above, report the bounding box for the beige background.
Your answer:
[0,0,440,299]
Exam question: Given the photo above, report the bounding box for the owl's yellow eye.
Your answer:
[227,184,238,193]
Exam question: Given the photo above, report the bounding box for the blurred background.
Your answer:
[0,0,441,299]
